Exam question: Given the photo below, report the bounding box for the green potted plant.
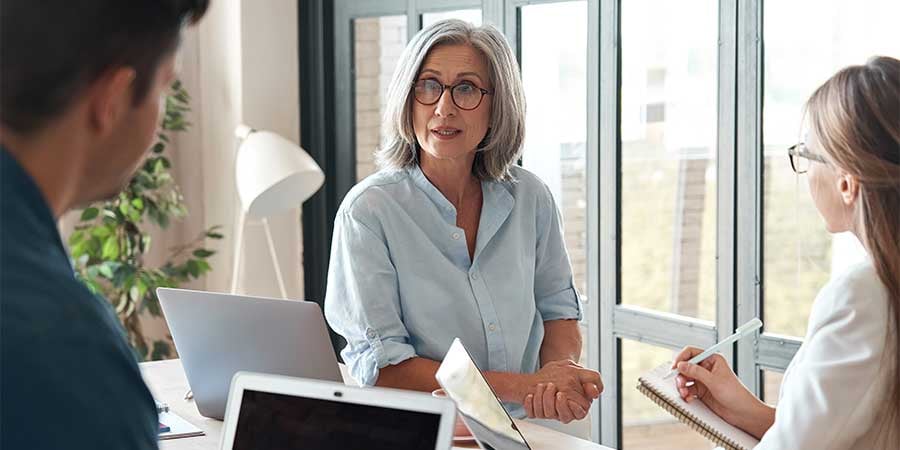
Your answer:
[68,80,222,361]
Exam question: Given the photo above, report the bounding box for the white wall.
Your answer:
[236,0,304,298]
[182,0,303,300]
[141,0,304,348]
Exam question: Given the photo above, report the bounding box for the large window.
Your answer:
[618,0,720,445]
[612,0,719,449]
[304,0,900,447]
[520,0,589,362]
[620,0,718,321]
[762,0,899,337]
[759,0,900,397]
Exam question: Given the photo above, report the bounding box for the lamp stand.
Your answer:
[230,212,245,294]
[262,217,289,299]
[230,213,289,299]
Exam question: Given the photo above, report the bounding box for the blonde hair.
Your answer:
[375,19,526,181]
[806,55,900,445]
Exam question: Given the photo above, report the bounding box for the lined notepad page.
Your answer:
[637,363,759,450]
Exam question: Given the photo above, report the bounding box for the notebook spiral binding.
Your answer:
[636,382,745,450]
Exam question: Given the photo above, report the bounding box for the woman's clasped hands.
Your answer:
[521,360,603,424]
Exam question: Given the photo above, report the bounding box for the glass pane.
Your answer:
[762,369,784,406]
[621,340,717,449]
[761,0,899,337]
[422,9,482,27]
[354,16,408,181]
[520,1,589,363]
[620,0,718,320]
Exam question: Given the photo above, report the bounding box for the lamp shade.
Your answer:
[235,126,324,218]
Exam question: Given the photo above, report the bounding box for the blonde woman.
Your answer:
[325,19,601,425]
[673,56,900,448]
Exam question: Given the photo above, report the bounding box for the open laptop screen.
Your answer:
[231,389,441,450]
[436,338,531,450]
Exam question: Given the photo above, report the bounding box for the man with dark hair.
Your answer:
[1,2,209,449]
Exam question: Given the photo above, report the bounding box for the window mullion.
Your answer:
[598,0,620,446]
[736,0,763,396]
[586,0,602,443]
[717,0,738,363]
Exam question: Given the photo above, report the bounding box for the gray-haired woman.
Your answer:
[324,19,602,424]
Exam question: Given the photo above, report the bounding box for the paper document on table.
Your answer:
[637,363,759,450]
[158,410,205,440]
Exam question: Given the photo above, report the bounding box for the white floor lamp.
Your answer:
[231,124,324,298]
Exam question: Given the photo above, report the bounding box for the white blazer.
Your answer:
[757,260,894,449]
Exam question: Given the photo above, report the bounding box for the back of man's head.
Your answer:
[1,0,209,135]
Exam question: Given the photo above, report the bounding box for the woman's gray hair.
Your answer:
[375,19,526,181]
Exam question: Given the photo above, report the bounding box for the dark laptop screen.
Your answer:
[231,389,441,450]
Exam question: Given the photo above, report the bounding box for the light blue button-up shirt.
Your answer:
[324,164,582,416]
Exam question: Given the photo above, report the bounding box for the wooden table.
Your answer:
[141,359,613,450]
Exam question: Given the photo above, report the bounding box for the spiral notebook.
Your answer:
[637,363,760,450]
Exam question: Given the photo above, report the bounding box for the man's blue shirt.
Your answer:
[1,148,157,449]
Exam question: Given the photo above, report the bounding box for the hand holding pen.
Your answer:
[670,318,774,439]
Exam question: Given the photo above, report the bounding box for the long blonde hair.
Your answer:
[806,56,900,444]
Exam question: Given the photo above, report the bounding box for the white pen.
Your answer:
[664,318,763,380]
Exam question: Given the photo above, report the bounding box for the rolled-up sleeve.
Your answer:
[533,184,583,322]
[324,211,417,387]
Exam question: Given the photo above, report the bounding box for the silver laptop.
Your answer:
[436,338,532,450]
[220,372,456,450]
[157,288,342,420]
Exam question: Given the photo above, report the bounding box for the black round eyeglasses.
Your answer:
[412,78,493,111]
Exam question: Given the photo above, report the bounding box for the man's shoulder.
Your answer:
[1,272,159,449]
[1,358,158,449]
[2,259,112,332]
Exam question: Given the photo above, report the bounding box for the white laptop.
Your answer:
[157,288,343,420]
[436,338,532,450]
[220,372,457,450]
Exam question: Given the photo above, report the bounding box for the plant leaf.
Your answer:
[80,207,99,221]
[192,249,215,258]
[98,264,114,279]
[186,260,200,278]
[101,237,120,260]
[69,230,85,246]
[196,260,211,274]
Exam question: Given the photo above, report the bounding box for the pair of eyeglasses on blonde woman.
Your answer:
[788,142,828,174]
[412,78,493,111]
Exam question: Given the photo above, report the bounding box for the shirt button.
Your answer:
[451,232,461,240]
[365,329,377,339]
[470,272,478,280]
[489,323,496,332]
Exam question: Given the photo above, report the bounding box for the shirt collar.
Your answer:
[408,163,457,216]
[407,163,515,261]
